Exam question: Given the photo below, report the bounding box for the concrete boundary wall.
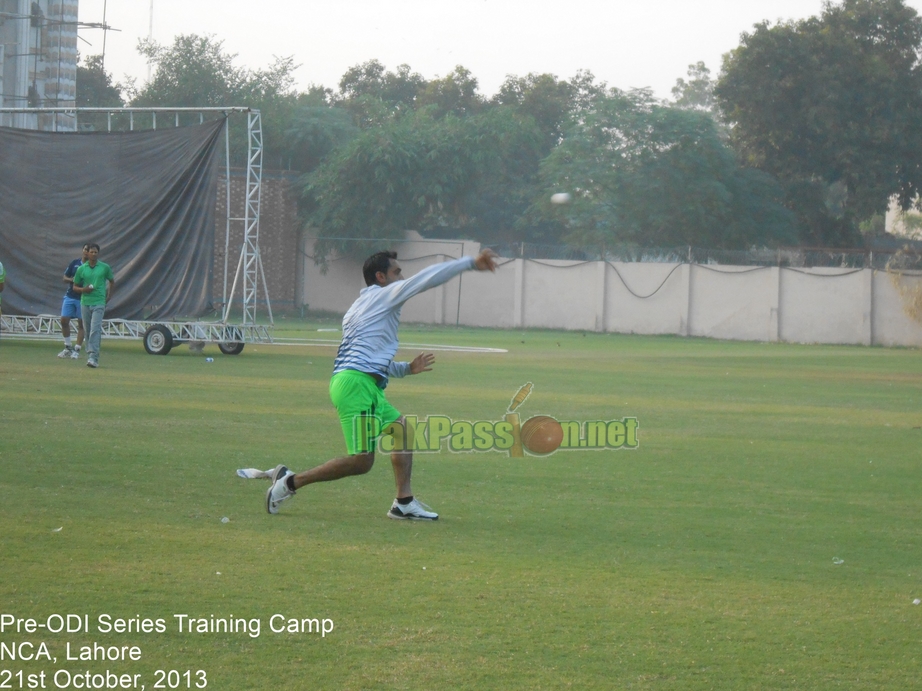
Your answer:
[299,246,922,347]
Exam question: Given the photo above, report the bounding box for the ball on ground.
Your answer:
[550,192,572,205]
[520,415,564,455]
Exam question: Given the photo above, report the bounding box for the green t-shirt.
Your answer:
[73,261,114,306]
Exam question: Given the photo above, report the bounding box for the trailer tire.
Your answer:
[144,324,174,355]
[218,341,245,355]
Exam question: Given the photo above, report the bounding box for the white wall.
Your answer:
[299,242,922,347]
[873,270,922,346]
[779,268,872,345]
[607,262,688,336]
[688,265,779,342]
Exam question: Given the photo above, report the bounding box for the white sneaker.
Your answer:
[387,498,439,521]
[58,347,73,358]
[266,465,295,514]
[86,359,98,368]
[70,349,80,360]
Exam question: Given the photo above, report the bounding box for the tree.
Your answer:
[76,54,124,107]
[336,60,426,126]
[716,0,922,246]
[338,60,426,106]
[240,55,304,169]
[416,66,484,118]
[494,73,575,152]
[302,106,544,259]
[285,90,359,176]
[671,61,717,113]
[131,34,302,170]
[133,35,244,107]
[479,71,612,244]
[423,106,546,244]
[530,90,796,249]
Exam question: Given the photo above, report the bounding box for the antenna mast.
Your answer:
[101,0,108,70]
[147,0,154,82]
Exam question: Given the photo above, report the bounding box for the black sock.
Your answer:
[397,495,413,506]
[286,475,296,492]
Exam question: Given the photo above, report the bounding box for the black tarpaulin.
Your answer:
[0,118,225,319]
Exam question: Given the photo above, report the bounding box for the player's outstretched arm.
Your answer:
[474,248,498,272]
[409,352,435,375]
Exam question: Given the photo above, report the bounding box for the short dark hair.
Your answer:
[363,250,397,286]
[86,243,100,252]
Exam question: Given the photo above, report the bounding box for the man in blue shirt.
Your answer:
[58,244,89,359]
[266,248,498,520]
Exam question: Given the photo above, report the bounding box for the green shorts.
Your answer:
[329,369,402,455]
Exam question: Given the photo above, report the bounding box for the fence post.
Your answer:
[771,266,782,342]
[868,250,874,346]
[596,260,607,332]
[434,254,446,325]
[513,258,526,328]
[456,242,465,326]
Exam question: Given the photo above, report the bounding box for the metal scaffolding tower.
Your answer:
[222,109,269,326]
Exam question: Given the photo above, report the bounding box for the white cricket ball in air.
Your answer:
[550,192,572,204]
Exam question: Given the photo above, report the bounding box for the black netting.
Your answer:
[0,119,225,318]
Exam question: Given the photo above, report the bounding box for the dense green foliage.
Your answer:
[82,0,922,253]
[717,0,922,245]
[130,35,302,169]
[671,61,718,114]
[75,54,124,108]
[530,89,796,249]
[305,107,545,259]
[116,37,793,255]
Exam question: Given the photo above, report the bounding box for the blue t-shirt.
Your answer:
[64,259,83,299]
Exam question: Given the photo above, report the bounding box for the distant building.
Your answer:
[0,0,78,130]
[886,196,922,241]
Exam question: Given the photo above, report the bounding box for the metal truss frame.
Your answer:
[221,109,270,326]
[0,314,271,344]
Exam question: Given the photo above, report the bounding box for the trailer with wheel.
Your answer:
[0,314,272,355]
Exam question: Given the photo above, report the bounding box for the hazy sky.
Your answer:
[76,0,922,99]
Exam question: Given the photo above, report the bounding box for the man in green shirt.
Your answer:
[72,244,115,369]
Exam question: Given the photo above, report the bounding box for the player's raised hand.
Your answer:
[409,352,436,374]
[474,248,498,272]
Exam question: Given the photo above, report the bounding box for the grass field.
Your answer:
[2,323,921,690]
